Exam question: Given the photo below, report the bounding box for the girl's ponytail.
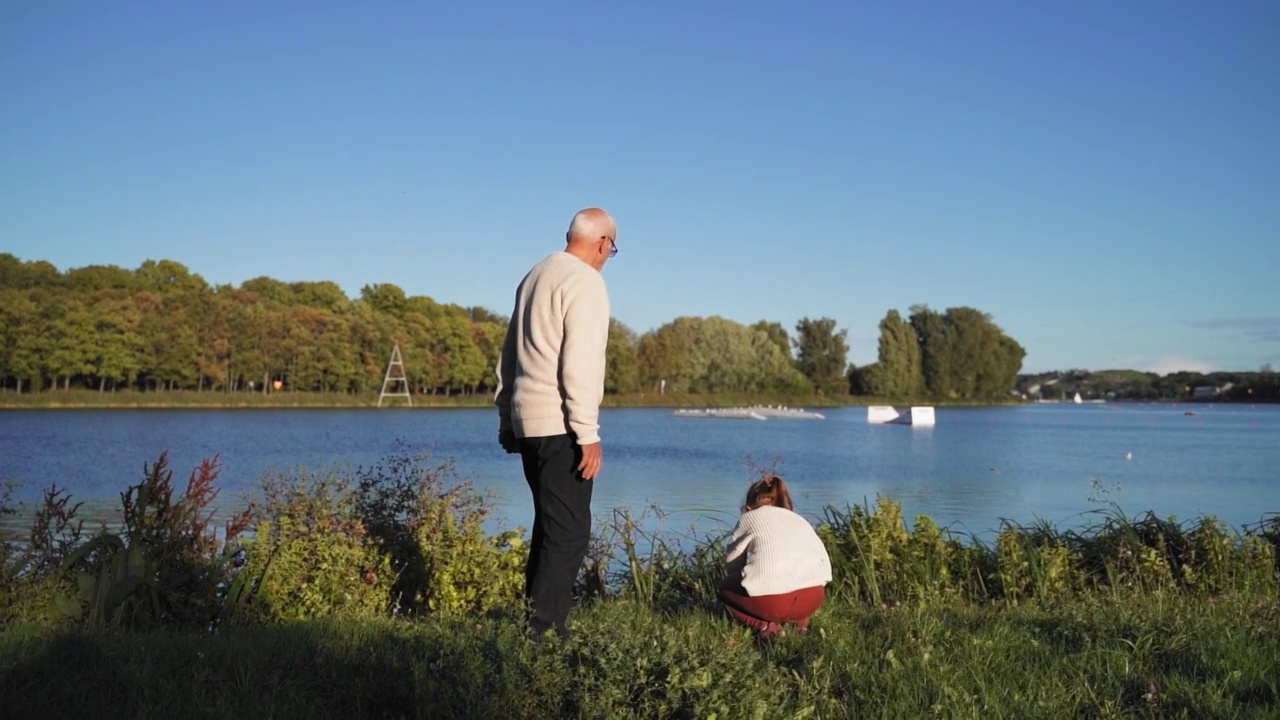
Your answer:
[743,474,795,512]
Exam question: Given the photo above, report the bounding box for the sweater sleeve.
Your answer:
[560,272,610,445]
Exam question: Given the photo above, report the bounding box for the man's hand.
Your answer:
[499,429,520,454]
[577,442,603,480]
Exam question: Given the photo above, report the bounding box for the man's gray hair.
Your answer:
[568,208,616,240]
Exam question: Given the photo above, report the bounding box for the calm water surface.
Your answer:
[1,404,1277,539]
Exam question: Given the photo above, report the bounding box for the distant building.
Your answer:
[1192,383,1234,399]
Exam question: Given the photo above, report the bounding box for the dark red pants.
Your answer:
[718,577,825,634]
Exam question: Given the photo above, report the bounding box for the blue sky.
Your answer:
[3,1,1277,374]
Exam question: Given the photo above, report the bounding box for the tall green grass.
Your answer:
[820,498,1278,606]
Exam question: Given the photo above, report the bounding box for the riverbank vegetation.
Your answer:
[2,451,1277,716]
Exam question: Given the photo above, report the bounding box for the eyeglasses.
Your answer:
[603,236,618,258]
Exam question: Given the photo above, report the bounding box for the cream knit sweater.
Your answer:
[495,252,610,444]
[725,505,833,596]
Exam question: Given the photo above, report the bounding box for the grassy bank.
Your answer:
[3,593,1277,718]
[3,452,1276,717]
[0,388,999,410]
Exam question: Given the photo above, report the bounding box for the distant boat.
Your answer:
[1071,391,1106,404]
[673,405,825,421]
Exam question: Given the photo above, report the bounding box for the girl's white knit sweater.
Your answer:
[725,505,833,596]
[495,252,611,445]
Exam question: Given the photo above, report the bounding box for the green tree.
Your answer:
[401,310,447,395]
[467,306,507,325]
[241,277,294,304]
[985,334,1026,399]
[224,291,272,393]
[869,309,924,398]
[472,317,508,396]
[942,307,1024,400]
[909,305,955,398]
[302,308,354,391]
[794,317,850,395]
[195,292,234,392]
[437,307,487,394]
[343,301,386,393]
[666,316,809,394]
[0,254,22,289]
[605,319,641,394]
[0,256,61,289]
[135,260,208,294]
[849,362,877,396]
[87,292,144,391]
[142,293,199,391]
[291,281,349,311]
[64,264,138,292]
[751,320,792,361]
[0,288,42,392]
[42,292,95,390]
[360,283,408,318]
[908,305,1024,400]
[636,317,700,393]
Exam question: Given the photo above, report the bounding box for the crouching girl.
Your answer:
[718,475,832,640]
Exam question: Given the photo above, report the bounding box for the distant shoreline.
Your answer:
[0,390,1033,410]
[3,390,1264,411]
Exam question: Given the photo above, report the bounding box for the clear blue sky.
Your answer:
[3,1,1277,374]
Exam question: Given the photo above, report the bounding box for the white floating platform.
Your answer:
[867,405,936,426]
[674,405,825,421]
[867,405,900,424]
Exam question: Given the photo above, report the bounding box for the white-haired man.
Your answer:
[496,207,617,640]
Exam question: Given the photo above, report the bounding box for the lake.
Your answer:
[1,404,1277,541]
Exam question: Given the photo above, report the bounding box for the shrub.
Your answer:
[1,483,92,628]
[995,521,1082,601]
[51,453,250,630]
[234,468,392,623]
[820,497,930,605]
[235,451,526,623]
[353,451,525,617]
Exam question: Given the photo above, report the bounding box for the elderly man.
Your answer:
[496,207,617,640]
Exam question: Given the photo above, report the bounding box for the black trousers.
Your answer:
[518,434,594,638]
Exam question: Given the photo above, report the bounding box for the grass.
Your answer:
[2,593,1277,719]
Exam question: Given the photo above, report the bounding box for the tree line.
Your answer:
[1018,368,1280,402]
[0,254,1027,399]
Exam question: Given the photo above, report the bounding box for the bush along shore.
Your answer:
[1,452,1278,718]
